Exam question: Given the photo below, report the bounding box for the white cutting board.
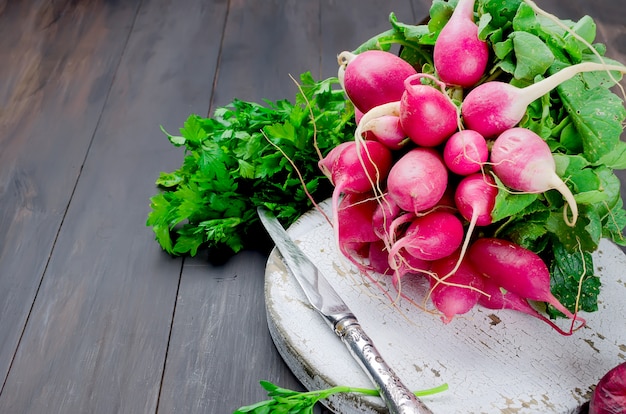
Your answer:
[264,201,626,414]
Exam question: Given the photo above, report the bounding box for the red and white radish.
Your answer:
[318,140,393,261]
[429,252,484,323]
[372,193,403,241]
[386,147,448,214]
[589,362,626,414]
[433,0,489,88]
[477,276,575,336]
[338,50,418,113]
[430,172,499,281]
[467,237,586,332]
[490,127,578,226]
[443,129,489,175]
[454,172,497,227]
[318,140,392,196]
[461,61,626,138]
[400,73,459,147]
[337,192,380,258]
[389,210,465,262]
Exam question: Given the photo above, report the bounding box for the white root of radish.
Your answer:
[462,61,626,138]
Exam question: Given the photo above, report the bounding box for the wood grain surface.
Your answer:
[0,1,624,413]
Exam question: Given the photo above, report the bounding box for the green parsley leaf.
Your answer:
[146,73,354,258]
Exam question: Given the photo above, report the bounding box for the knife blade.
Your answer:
[258,207,434,414]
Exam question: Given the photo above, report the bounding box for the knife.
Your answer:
[258,207,434,414]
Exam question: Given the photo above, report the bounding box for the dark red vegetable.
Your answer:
[589,362,626,414]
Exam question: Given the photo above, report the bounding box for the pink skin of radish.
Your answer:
[443,129,489,175]
[318,140,392,195]
[461,61,626,138]
[589,362,626,414]
[387,147,449,214]
[467,237,586,332]
[400,73,459,147]
[369,240,394,276]
[354,107,363,124]
[372,194,403,241]
[454,173,497,227]
[491,127,578,226]
[362,115,410,150]
[338,50,418,113]
[389,210,465,262]
[429,252,484,323]
[319,140,393,262]
[337,192,380,258]
[477,275,575,336]
[433,0,489,88]
[432,172,498,283]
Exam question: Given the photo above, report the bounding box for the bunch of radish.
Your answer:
[319,0,626,333]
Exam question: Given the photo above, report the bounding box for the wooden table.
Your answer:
[0,1,624,413]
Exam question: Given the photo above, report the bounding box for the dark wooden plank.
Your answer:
[159,252,295,413]
[319,0,417,78]
[210,0,323,108]
[158,1,321,412]
[0,0,140,390]
[0,0,226,412]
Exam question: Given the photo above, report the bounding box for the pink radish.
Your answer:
[461,61,626,137]
[400,73,459,147]
[429,252,484,323]
[318,140,392,195]
[319,140,393,261]
[477,275,575,336]
[372,194,403,241]
[338,50,418,113]
[369,240,394,276]
[454,173,497,227]
[589,362,626,414]
[490,127,578,226]
[433,0,489,88]
[433,172,498,282]
[387,147,448,214]
[354,106,364,124]
[467,237,586,331]
[389,210,465,262]
[361,115,409,150]
[443,129,489,175]
[337,192,380,258]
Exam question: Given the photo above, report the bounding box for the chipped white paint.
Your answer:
[265,201,626,414]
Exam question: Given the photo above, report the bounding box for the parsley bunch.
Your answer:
[147,73,354,257]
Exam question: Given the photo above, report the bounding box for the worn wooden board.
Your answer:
[266,202,626,414]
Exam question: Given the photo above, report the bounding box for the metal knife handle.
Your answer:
[335,317,434,414]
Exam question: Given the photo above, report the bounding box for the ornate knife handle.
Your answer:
[334,316,434,414]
